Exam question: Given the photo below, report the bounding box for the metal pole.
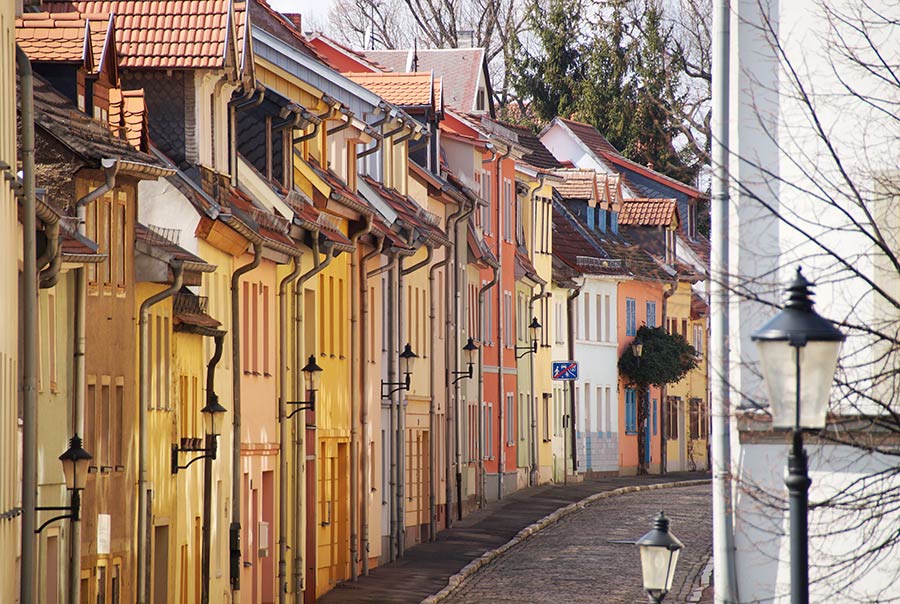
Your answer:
[17,44,38,604]
[711,0,739,601]
[786,429,810,604]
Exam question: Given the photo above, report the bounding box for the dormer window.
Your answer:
[476,88,486,112]
[665,227,676,264]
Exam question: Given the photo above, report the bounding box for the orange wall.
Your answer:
[617,279,664,473]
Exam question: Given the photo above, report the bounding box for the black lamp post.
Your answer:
[636,511,684,603]
[288,355,324,418]
[751,268,845,604]
[382,343,418,397]
[35,435,92,533]
[451,337,479,384]
[516,317,542,359]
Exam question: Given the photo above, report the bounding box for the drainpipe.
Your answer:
[398,243,432,555]
[360,235,386,571]
[528,283,547,486]
[278,255,303,604]
[490,146,510,502]
[452,196,475,521]
[427,246,449,539]
[201,333,225,604]
[387,260,398,561]
[711,0,738,597]
[69,267,86,604]
[37,220,61,288]
[477,263,499,508]
[349,217,373,579]
[660,277,678,474]
[566,281,583,479]
[138,262,184,604]
[231,242,262,603]
[17,44,38,604]
[293,238,334,599]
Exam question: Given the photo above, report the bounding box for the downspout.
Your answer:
[528,283,547,487]
[566,282,583,478]
[349,216,373,579]
[17,44,38,604]
[477,263,499,508]
[427,247,450,539]
[712,0,739,598]
[138,262,184,604]
[398,242,432,556]
[452,196,476,521]
[76,159,119,233]
[201,333,226,604]
[360,235,386,571]
[231,242,262,603]
[491,146,510,502]
[37,221,61,288]
[69,267,87,604]
[293,237,334,598]
[278,255,303,604]
[660,277,678,475]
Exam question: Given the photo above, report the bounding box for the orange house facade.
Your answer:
[617,279,664,474]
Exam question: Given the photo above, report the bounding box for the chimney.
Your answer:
[457,29,474,48]
[282,12,302,32]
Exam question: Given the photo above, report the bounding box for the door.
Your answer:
[152,525,169,604]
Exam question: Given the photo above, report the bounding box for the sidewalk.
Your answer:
[318,472,711,604]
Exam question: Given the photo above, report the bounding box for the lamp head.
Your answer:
[751,268,845,429]
[59,434,92,491]
[636,512,683,598]
[301,354,324,394]
[201,394,228,436]
[528,317,542,343]
[631,337,644,358]
[399,343,418,376]
[462,337,479,365]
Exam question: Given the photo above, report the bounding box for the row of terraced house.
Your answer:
[0,0,711,602]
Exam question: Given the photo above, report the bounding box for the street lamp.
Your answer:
[636,511,684,603]
[382,343,418,398]
[288,355,324,418]
[451,337,479,384]
[172,397,227,473]
[751,267,844,604]
[516,317,542,359]
[631,336,644,358]
[35,435,92,533]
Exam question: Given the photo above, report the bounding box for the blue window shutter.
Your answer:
[587,206,595,229]
[652,398,657,435]
[611,212,619,235]
[598,209,607,233]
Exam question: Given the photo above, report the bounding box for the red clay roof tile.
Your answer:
[619,198,679,227]
[344,72,434,108]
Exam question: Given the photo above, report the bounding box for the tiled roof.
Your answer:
[619,198,678,227]
[362,48,485,112]
[282,189,356,251]
[361,175,449,246]
[248,0,322,62]
[16,12,108,65]
[107,88,149,150]
[135,223,216,270]
[599,151,704,199]
[551,169,598,201]
[344,72,434,108]
[558,117,618,155]
[28,72,166,168]
[47,0,243,69]
[500,121,561,169]
[552,201,627,277]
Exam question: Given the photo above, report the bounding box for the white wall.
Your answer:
[728,0,900,600]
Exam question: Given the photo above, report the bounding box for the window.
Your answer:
[542,393,551,441]
[646,301,657,328]
[625,298,637,336]
[604,294,612,343]
[503,178,513,242]
[689,398,708,439]
[506,393,515,444]
[610,211,619,234]
[504,291,512,346]
[625,388,637,434]
[587,206,596,230]
[583,382,591,434]
[665,397,679,440]
[475,171,484,228]
[596,385,603,435]
[484,404,493,458]
[652,398,658,435]
[694,324,704,355]
[583,295,590,341]
[482,171,492,234]
[483,283,493,344]
[598,208,607,233]
[595,294,603,342]
[604,386,612,438]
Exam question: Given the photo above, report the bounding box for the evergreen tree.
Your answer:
[509,0,586,125]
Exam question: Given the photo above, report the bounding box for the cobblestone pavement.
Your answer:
[441,484,712,604]
[320,473,709,604]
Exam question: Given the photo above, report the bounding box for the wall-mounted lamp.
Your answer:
[451,337,479,384]
[288,355,324,418]
[516,317,542,359]
[382,343,418,398]
[632,336,644,358]
[171,397,227,474]
[35,435,92,533]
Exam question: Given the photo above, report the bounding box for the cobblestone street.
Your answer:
[441,484,712,604]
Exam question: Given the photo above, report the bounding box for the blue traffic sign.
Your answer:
[551,361,578,381]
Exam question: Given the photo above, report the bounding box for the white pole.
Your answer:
[711,0,739,602]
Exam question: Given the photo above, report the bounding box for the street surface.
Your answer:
[441,484,712,604]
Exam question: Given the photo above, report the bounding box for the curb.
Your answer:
[420,479,712,604]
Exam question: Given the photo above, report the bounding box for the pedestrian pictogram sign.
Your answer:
[551,361,578,381]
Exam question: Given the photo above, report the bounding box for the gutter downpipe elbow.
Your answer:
[76,160,119,234]
[138,262,185,604]
[278,254,303,604]
[231,242,262,602]
[17,43,38,604]
[477,263,499,508]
